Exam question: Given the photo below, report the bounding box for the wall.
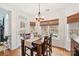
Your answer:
[52,4,79,51]
[0,4,31,50]
[64,4,79,51]
[0,3,79,51]
[41,4,79,51]
[51,9,68,50]
[38,4,79,51]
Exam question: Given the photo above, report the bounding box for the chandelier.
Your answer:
[35,3,44,22]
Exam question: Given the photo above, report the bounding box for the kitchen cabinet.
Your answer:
[71,39,79,56]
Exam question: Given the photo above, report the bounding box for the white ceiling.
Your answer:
[0,3,72,20]
[3,3,67,16]
[0,3,79,21]
[13,3,67,15]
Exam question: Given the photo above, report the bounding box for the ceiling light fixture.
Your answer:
[35,3,44,22]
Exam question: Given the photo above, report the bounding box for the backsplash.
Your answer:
[69,22,79,36]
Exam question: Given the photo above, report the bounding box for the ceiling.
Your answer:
[0,3,70,20]
[3,3,67,15]
[13,3,67,15]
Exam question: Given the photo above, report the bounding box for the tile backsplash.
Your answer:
[69,22,79,35]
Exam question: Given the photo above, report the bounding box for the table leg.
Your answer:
[37,45,42,56]
[21,40,25,56]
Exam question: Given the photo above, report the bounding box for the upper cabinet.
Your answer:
[67,13,79,35]
[67,13,79,23]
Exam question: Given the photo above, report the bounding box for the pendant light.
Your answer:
[35,3,44,22]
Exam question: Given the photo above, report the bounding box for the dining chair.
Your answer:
[42,34,52,56]
[42,36,49,56]
[48,34,52,56]
[31,42,38,56]
[23,33,37,56]
[24,41,39,56]
[24,45,33,56]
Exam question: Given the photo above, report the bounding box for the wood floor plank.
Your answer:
[0,47,71,56]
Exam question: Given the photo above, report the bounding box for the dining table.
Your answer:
[33,39,43,56]
[21,37,43,56]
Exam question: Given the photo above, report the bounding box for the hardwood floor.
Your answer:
[0,47,71,56]
[52,47,71,56]
[0,48,21,56]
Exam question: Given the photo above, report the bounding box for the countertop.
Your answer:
[71,34,79,43]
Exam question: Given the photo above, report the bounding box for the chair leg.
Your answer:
[43,45,48,56]
[30,49,33,56]
[49,46,52,56]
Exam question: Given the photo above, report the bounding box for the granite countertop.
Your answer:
[71,34,79,43]
[73,37,79,43]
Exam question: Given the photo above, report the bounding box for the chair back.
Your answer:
[43,36,49,45]
[48,34,52,46]
[23,33,31,39]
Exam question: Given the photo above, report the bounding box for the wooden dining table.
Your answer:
[21,37,43,56]
[33,39,43,56]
